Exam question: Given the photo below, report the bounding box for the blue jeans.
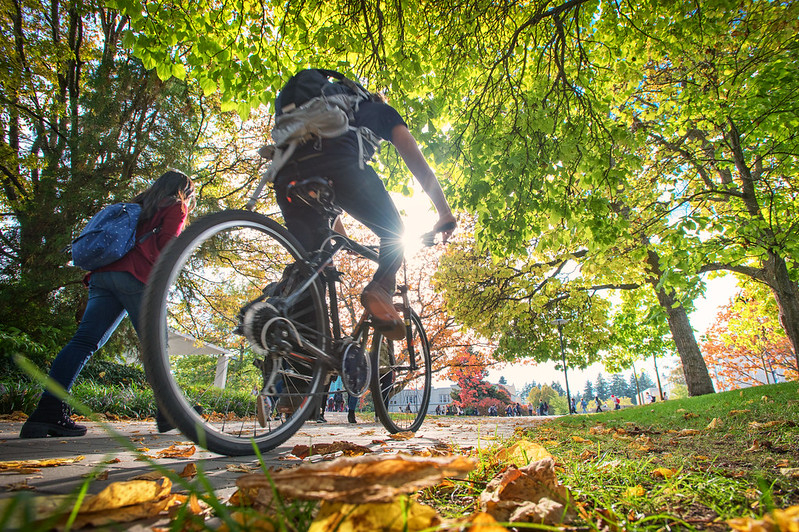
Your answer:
[44,271,145,398]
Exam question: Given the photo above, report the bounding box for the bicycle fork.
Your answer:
[395,284,417,371]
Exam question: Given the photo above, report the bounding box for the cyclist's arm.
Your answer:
[390,125,456,242]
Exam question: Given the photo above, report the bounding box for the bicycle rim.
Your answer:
[140,210,327,456]
[370,310,431,433]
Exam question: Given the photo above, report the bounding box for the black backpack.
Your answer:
[275,69,369,115]
[260,69,381,183]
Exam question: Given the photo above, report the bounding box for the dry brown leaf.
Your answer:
[479,457,575,526]
[779,468,799,479]
[0,456,85,472]
[0,411,27,421]
[389,431,415,440]
[180,462,198,478]
[730,409,752,416]
[629,435,654,452]
[131,471,166,481]
[677,429,701,436]
[495,440,552,468]
[156,444,196,459]
[291,441,373,459]
[308,499,440,532]
[4,480,36,491]
[589,426,611,435]
[706,417,723,429]
[578,449,597,461]
[571,436,591,444]
[226,463,258,473]
[237,454,474,504]
[683,412,699,419]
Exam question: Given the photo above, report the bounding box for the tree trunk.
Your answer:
[764,253,799,373]
[646,250,715,396]
[653,284,716,396]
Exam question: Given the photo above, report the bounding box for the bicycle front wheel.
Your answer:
[140,210,328,456]
[371,308,432,433]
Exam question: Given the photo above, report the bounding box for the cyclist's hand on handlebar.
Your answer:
[423,214,457,246]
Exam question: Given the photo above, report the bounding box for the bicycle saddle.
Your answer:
[286,176,342,217]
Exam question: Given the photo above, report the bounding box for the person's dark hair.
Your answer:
[133,170,195,222]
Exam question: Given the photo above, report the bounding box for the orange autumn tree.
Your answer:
[447,347,510,415]
[701,281,797,390]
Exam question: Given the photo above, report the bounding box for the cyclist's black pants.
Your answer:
[274,156,404,290]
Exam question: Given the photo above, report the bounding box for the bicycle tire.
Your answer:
[140,210,328,456]
[370,308,432,433]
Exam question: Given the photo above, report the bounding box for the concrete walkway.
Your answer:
[0,413,548,529]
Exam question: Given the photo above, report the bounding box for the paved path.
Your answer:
[0,413,548,529]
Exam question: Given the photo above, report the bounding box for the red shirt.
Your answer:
[92,201,189,284]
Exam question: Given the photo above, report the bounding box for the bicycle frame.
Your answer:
[279,226,419,375]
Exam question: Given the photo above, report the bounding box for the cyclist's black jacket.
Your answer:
[291,101,407,162]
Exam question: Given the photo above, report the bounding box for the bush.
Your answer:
[0,325,62,378]
[71,382,156,418]
[0,381,42,414]
[76,360,147,387]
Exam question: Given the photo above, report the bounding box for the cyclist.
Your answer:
[272,70,456,340]
[20,170,195,439]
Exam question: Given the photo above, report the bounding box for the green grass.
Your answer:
[422,381,799,531]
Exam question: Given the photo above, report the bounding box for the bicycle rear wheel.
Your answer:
[370,308,431,433]
[140,210,328,456]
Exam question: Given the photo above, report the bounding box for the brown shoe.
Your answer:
[361,282,405,341]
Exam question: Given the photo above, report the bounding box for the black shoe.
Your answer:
[316,414,327,423]
[20,396,87,438]
[156,405,204,433]
[348,410,357,424]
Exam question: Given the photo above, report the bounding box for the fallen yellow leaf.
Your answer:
[388,431,415,440]
[495,440,552,467]
[624,485,645,497]
[772,505,799,530]
[652,467,677,479]
[0,456,85,472]
[463,512,510,531]
[706,418,723,429]
[309,499,440,532]
[80,477,172,512]
[571,436,591,444]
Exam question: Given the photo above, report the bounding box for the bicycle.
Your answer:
[140,176,448,456]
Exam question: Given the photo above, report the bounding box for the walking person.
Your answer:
[20,170,196,438]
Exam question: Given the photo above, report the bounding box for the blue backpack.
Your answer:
[71,203,157,271]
